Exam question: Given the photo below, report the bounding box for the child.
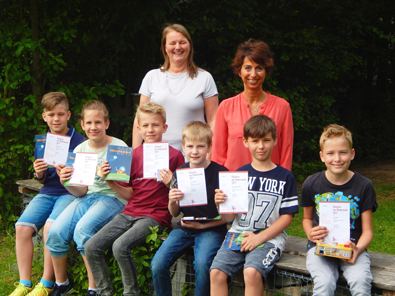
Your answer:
[84,102,184,296]
[210,114,299,296]
[10,92,85,296]
[150,121,228,296]
[300,124,377,296]
[46,100,128,296]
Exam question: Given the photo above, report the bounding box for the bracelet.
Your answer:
[34,172,45,181]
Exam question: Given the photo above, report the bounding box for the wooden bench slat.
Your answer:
[16,179,42,192]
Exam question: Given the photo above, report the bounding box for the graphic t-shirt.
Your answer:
[229,164,299,251]
[300,171,378,247]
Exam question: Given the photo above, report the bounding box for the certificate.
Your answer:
[143,142,169,179]
[69,152,98,186]
[43,132,71,167]
[177,167,208,207]
[218,171,248,213]
[319,201,350,245]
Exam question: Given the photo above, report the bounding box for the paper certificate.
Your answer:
[319,201,350,245]
[69,152,99,186]
[43,133,71,167]
[177,167,208,207]
[143,142,169,179]
[218,171,249,213]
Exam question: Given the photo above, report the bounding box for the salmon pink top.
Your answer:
[212,92,293,171]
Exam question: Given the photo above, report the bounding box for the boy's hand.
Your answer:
[100,161,111,180]
[215,189,227,207]
[240,232,263,252]
[343,241,359,264]
[59,167,74,184]
[181,220,204,230]
[310,226,328,243]
[55,164,65,177]
[159,168,172,187]
[33,159,48,177]
[169,188,184,204]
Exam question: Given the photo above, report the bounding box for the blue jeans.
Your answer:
[46,193,125,256]
[85,213,161,296]
[16,193,76,234]
[151,228,225,296]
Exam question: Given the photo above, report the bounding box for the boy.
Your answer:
[211,114,299,296]
[10,92,85,296]
[84,102,184,296]
[300,124,377,296]
[151,121,228,296]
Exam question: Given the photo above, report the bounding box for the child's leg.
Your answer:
[151,229,195,296]
[15,225,35,282]
[193,231,224,296]
[306,247,339,296]
[85,213,139,296]
[243,242,281,296]
[112,216,162,295]
[340,250,373,296]
[210,248,245,296]
[244,267,263,296]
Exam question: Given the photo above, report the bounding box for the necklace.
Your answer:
[165,72,189,96]
[254,104,261,113]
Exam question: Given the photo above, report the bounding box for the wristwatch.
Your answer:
[34,172,46,181]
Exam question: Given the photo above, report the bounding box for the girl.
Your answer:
[46,100,128,296]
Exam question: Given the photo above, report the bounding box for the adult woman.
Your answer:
[212,39,293,171]
[132,24,218,152]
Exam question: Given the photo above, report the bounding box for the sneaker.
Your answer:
[47,279,73,296]
[27,283,53,296]
[9,283,33,296]
[85,291,98,296]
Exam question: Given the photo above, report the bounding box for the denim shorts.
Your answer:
[210,241,281,282]
[16,193,76,234]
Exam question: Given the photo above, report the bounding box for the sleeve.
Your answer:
[138,71,152,97]
[279,103,294,171]
[212,102,228,166]
[300,176,315,207]
[279,173,299,215]
[202,71,218,99]
[360,180,378,213]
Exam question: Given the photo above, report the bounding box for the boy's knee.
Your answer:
[15,225,35,238]
[112,238,130,259]
[210,268,228,283]
[243,267,262,285]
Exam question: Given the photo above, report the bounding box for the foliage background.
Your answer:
[1,0,394,228]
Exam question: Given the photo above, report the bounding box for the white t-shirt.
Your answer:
[74,137,128,204]
[139,68,218,151]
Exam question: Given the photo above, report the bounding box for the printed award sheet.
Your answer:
[218,171,248,213]
[143,142,169,179]
[319,201,350,245]
[177,167,208,207]
[43,132,71,167]
[69,152,98,186]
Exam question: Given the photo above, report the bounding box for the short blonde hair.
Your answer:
[41,92,69,111]
[182,121,212,146]
[81,100,109,122]
[136,102,166,125]
[319,124,353,150]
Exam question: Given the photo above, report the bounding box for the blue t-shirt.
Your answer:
[37,125,85,196]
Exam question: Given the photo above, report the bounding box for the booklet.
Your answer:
[68,152,99,186]
[319,201,350,245]
[43,132,71,167]
[218,171,249,214]
[177,167,208,207]
[222,231,264,251]
[63,152,84,187]
[182,215,221,222]
[143,142,169,179]
[105,145,133,182]
[34,134,46,160]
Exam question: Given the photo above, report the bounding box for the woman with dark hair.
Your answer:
[132,24,218,152]
[212,39,294,171]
